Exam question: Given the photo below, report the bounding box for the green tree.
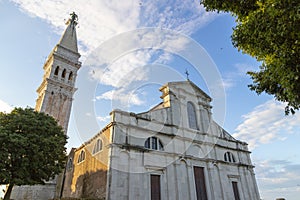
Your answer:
[0,108,67,200]
[201,0,300,114]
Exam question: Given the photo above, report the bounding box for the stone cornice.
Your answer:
[53,52,81,69]
[107,143,255,168]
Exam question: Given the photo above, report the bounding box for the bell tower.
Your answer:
[10,13,82,200]
[35,12,81,133]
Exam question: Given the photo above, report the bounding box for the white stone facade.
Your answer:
[62,81,260,200]
[106,81,260,200]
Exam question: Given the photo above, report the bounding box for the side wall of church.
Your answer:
[61,126,112,199]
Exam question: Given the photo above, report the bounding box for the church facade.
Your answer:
[11,14,260,200]
[61,81,260,200]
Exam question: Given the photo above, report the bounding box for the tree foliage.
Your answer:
[201,0,300,114]
[0,108,67,199]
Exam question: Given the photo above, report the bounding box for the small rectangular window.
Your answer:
[150,174,161,200]
[193,166,208,200]
[232,181,240,200]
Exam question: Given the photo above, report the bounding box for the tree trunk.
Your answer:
[4,184,13,200]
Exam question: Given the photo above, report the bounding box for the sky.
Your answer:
[0,0,300,199]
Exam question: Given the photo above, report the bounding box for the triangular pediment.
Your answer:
[161,80,212,102]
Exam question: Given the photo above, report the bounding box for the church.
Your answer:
[11,14,260,200]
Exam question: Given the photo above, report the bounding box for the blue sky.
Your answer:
[1,0,300,199]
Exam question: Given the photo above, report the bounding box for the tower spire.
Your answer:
[58,12,79,53]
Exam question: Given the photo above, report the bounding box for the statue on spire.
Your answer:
[70,12,78,23]
[66,12,78,26]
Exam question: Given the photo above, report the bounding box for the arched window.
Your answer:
[224,152,236,163]
[67,158,73,170]
[62,69,66,79]
[77,150,85,163]
[187,101,198,130]
[93,139,103,154]
[68,71,73,81]
[54,66,59,76]
[145,137,163,150]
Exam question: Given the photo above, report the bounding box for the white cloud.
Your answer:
[140,0,217,35]
[11,0,219,111]
[96,88,144,108]
[233,100,300,149]
[234,63,259,76]
[255,159,300,200]
[89,49,152,88]
[220,63,259,90]
[219,78,235,90]
[0,99,12,113]
[96,115,110,122]
[12,0,217,55]
[12,0,141,53]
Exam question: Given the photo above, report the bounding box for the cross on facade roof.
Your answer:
[185,69,190,80]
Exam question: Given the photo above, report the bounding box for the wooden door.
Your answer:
[193,166,208,200]
[232,181,240,200]
[151,174,161,200]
